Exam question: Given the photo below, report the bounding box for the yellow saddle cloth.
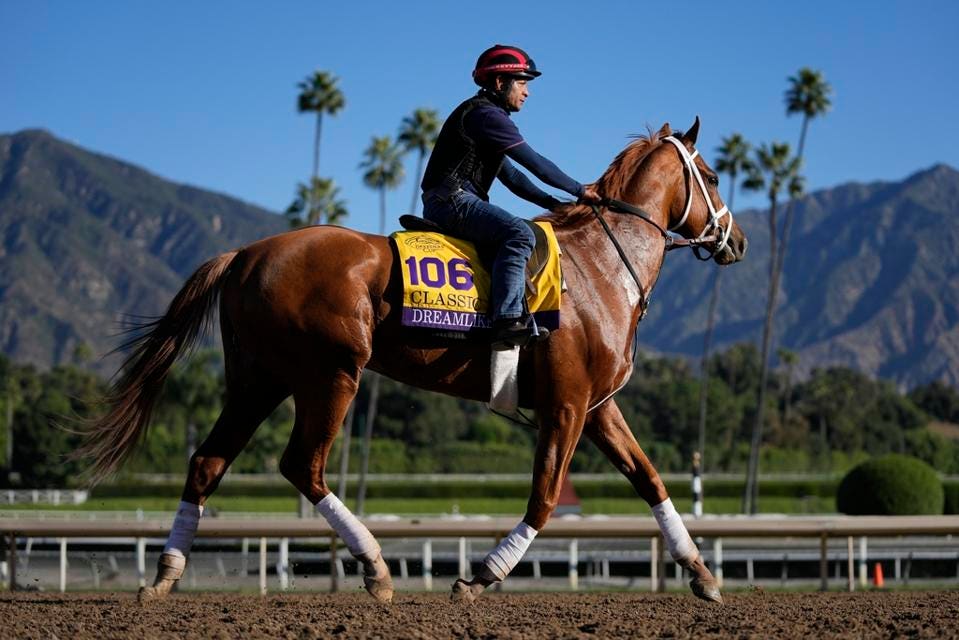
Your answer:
[392,222,562,333]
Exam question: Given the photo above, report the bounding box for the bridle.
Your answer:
[590,135,735,317]
[661,136,733,260]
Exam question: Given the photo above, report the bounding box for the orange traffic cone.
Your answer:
[873,562,884,588]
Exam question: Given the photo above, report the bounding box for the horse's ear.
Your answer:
[681,116,701,145]
[656,122,672,139]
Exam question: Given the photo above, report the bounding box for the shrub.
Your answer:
[836,454,943,515]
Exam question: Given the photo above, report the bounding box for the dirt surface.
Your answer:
[2,590,958,639]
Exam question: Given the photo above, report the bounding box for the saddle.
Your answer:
[399,214,551,292]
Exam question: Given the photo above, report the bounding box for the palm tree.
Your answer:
[360,136,405,235]
[285,177,349,227]
[773,69,832,311]
[297,71,345,183]
[355,135,405,515]
[398,108,441,215]
[741,142,803,514]
[696,134,753,472]
[785,68,832,163]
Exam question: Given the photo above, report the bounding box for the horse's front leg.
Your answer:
[584,399,722,603]
[451,399,586,602]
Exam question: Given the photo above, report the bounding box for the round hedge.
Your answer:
[836,454,943,516]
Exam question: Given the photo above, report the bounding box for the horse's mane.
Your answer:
[537,123,674,226]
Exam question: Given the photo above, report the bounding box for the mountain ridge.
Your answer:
[0,128,287,370]
[1,128,957,389]
[639,162,959,388]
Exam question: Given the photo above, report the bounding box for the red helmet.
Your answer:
[472,44,541,86]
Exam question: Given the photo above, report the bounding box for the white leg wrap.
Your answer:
[652,498,698,563]
[315,493,380,557]
[482,521,538,581]
[163,501,204,559]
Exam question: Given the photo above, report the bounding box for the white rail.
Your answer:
[3,515,957,594]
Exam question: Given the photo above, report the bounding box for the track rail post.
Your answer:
[278,538,290,591]
[329,535,338,593]
[59,538,67,593]
[858,537,867,588]
[422,539,432,591]
[650,536,658,592]
[458,537,468,580]
[136,538,146,588]
[819,533,828,591]
[568,539,579,590]
[847,536,854,592]
[712,538,724,588]
[259,537,267,596]
[8,532,15,591]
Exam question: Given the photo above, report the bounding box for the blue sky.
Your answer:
[3,1,957,234]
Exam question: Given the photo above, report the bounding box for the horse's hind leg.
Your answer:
[139,372,288,602]
[584,399,722,603]
[279,368,393,604]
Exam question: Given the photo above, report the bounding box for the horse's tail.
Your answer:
[74,251,239,485]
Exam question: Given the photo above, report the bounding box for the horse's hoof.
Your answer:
[690,577,724,604]
[450,579,479,603]
[358,552,393,604]
[363,575,394,604]
[137,586,159,603]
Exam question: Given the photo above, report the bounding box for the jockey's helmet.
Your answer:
[472,45,541,87]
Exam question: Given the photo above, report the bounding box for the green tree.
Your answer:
[697,133,753,470]
[296,70,345,183]
[398,108,441,215]
[15,365,104,486]
[356,134,405,515]
[741,141,803,514]
[909,381,959,423]
[777,347,799,426]
[286,177,349,227]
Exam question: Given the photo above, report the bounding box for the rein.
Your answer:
[588,134,736,315]
[590,197,718,317]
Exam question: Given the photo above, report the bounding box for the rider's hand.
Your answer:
[579,184,602,204]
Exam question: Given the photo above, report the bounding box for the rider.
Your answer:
[421,44,601,350]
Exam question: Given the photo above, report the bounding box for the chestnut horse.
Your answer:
[77,118,746,603]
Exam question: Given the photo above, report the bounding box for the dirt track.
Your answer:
[2,590,957,639]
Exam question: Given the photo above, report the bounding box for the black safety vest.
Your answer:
[421,93,506,201]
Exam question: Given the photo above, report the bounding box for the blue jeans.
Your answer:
[423,189,534,321]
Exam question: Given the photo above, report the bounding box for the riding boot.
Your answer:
[491,317,549,351]
[355,549,394,604]
[137,552,185,602]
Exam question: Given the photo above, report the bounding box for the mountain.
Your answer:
[1,129,957,389]
[0,129,286,372]
[639,163,959,389]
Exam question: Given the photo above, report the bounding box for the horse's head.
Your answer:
[661,118,747,264]
[616,118,747,265]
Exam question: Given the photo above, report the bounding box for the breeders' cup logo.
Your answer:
[404,234,442,253]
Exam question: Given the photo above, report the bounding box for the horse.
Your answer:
[76,117,747,604]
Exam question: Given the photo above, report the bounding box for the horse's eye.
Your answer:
[708,176,719,186]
